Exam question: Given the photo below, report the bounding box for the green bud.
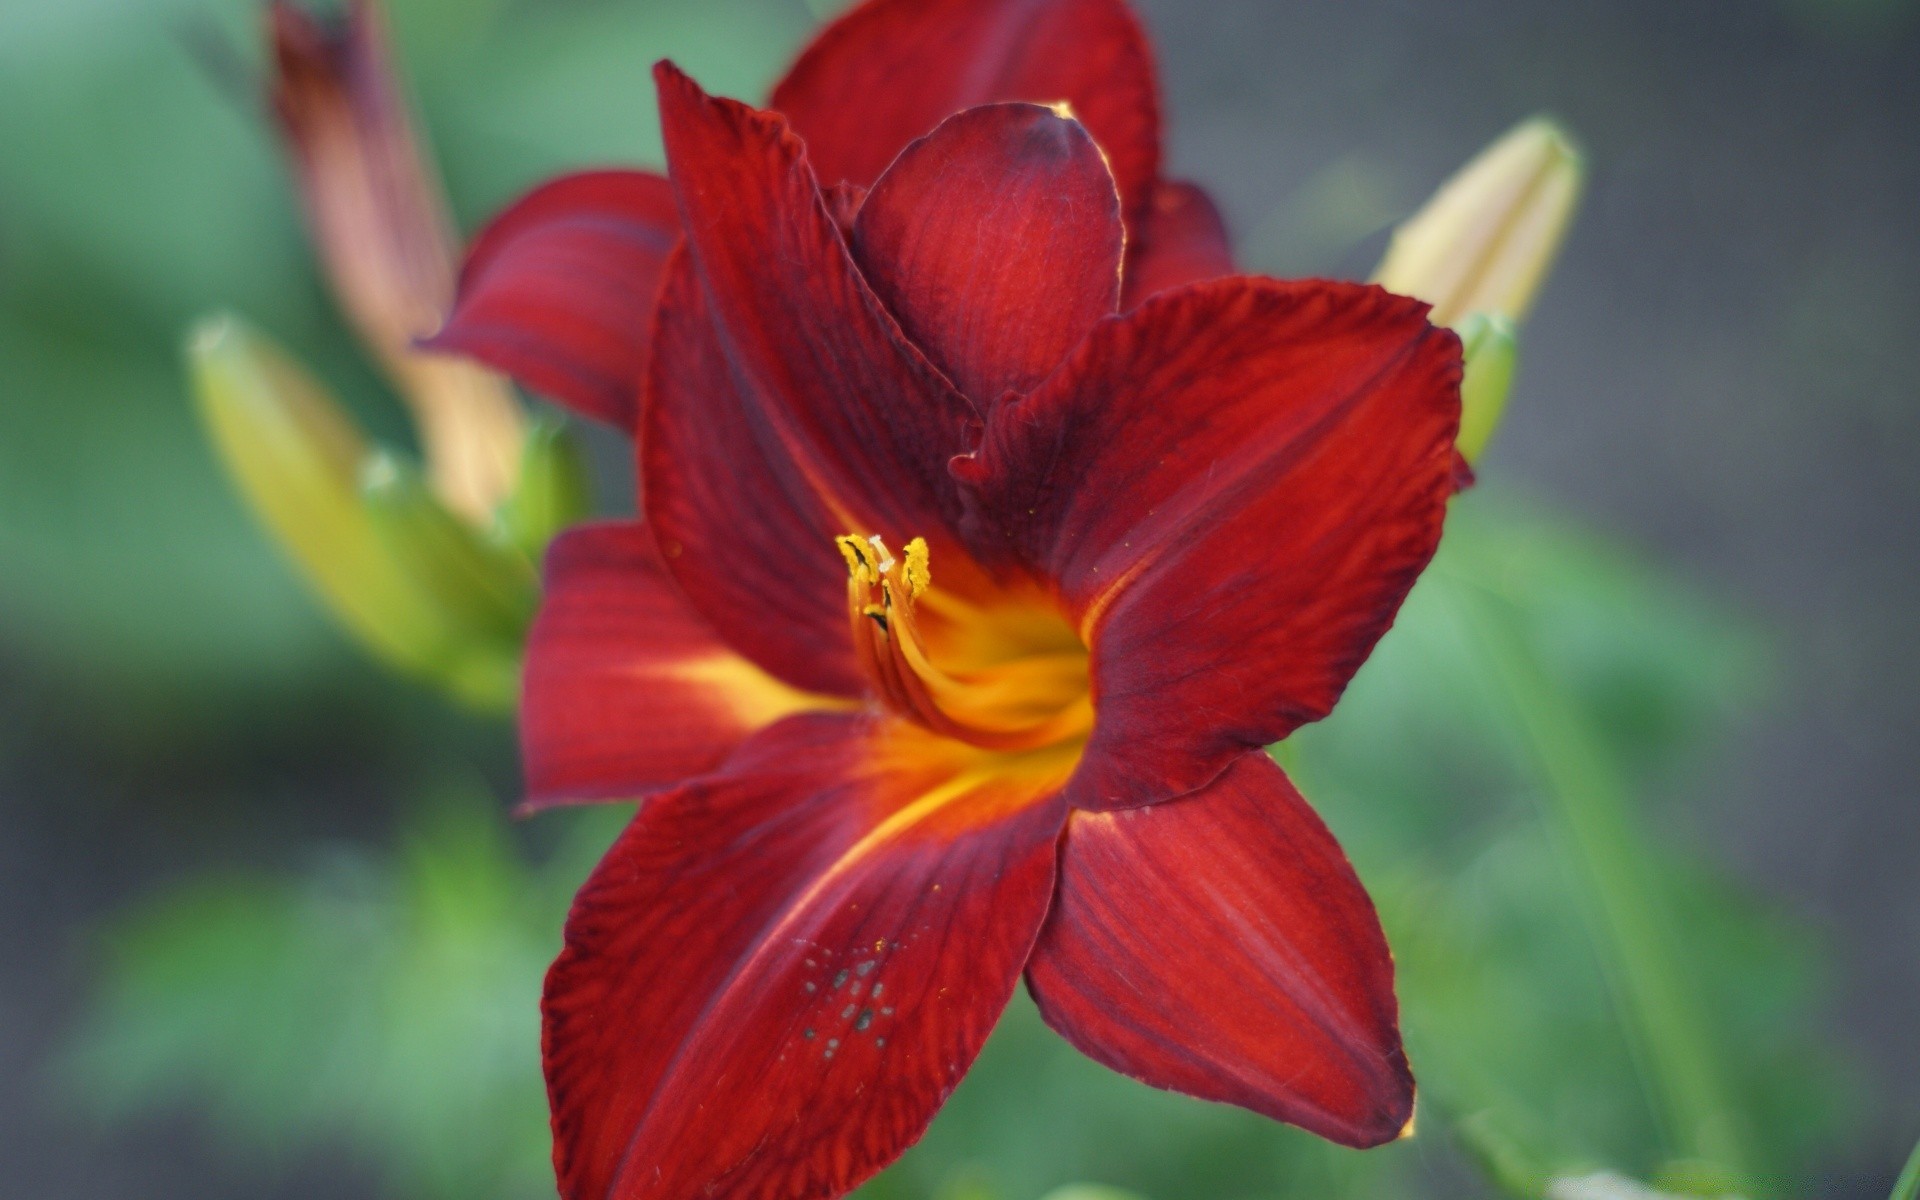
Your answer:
[187,314,522,711]
[1455,312,1519,462]
[495,416,593,561]
[190,314,446,670]
[360,451,536,705]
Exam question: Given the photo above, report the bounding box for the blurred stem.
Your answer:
[1892,1134,1920,1200]
[1461,590,1757,1188]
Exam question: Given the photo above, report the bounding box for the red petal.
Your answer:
[850,103,1122,406]
[544,714,1068,1200]
[520,523,834,811]
[1027,750,1414,1148]
[644,64,990,694]
[1120,180,1234,309]
[424,171,679,427]
[655,63,976,534]
[958,279,1460,809]
[642,249,866,695]
[771,0,1160,222]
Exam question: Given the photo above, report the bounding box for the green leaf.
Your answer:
[62,790,624,1200]
[1292,489,1846,1191]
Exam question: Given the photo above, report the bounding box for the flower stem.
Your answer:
[1891,1134,1920,1200]
[1459,587,1757,1188]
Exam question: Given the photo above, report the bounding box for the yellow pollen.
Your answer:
[902,537,930,599]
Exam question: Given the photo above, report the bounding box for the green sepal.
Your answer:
[1456,312,1519,462]
[493,415,592,562]
[360,451,536,709]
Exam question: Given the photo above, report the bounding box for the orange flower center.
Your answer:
[836,534,1091,753]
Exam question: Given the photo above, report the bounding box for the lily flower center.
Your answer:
[836,534,1092,753]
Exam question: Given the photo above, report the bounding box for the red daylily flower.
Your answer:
[522,52,1462,1200]
[423,0,1233,428]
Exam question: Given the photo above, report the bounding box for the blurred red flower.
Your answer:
[435,3,1464,1197]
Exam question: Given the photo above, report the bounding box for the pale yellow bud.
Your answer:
[1375,117,1584,327]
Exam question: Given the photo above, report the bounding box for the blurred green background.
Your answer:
[2,0,1916,1197]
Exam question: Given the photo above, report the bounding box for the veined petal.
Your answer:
[656,63,976,536]
[425,171,679,428]
[771,0,1160,222]
[642,249,866,695]
[645,65,992,694]
[1026,750,1413,1148]
[520,523,835,811]
[850,103,1123,407]
[958,278,1460,808]
[544,714,1069,1200]
[1120,180,1234,309]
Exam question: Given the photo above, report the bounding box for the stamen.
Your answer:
[836,533,1090,752]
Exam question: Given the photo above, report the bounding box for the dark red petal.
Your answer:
[824,180,869,232]
[643,64,989,694]
[544,714,1067,1200]
[958,278,1460,809]
[520,522,833,811]
[851,103,1122,406]
[1027,750,1414,1148]
[771,0,1160,222]
[423,171,679,427]
[655,62,977,535]
[642,249,865,695]
[1120,179,1234,309]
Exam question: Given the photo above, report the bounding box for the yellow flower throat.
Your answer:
[836,534,1091,753]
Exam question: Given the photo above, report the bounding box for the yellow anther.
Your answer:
[836,534,877,585]
[902,538,931,599]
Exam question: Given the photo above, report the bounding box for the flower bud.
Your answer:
[360,451,537,646]
[187,317,443,667]
[1455,312,1519,462]
[269,0,524,521]
[1375,117,1583,327]
[188,315,523,710]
